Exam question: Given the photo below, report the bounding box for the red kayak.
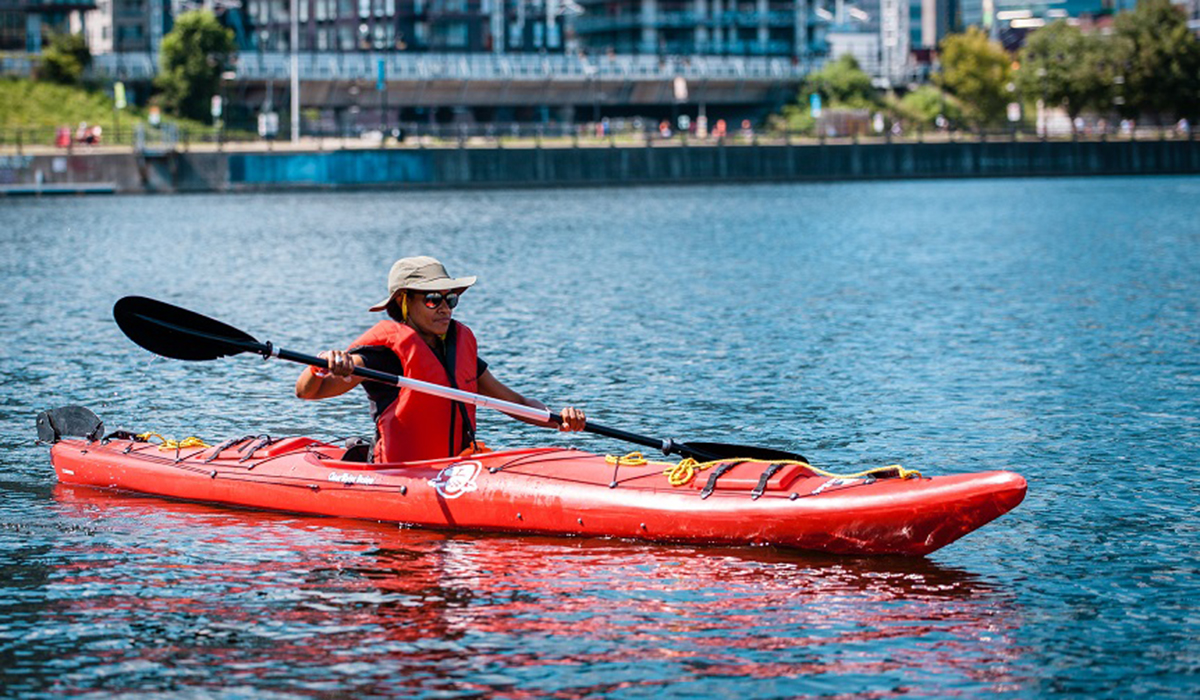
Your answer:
[42,409,1026,557]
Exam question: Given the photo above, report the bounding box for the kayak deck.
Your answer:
[48,434,1026,556]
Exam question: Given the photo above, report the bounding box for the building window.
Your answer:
[448,22,468,48]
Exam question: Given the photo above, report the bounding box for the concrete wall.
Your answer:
[3,138,1198,195]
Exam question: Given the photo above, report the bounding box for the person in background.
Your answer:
[296,256,586,463]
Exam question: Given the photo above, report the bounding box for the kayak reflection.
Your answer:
[45,485,1029,697]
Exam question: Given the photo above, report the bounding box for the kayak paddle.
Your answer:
[112,296,807,463]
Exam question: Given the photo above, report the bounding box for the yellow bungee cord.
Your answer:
[605,452,922,487]
[136,432,211,451]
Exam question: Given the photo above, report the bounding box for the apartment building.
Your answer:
[240,0,584,53]
[81,0,171,53]
[240,0,826,57]
[570,0,817,57]
[2,0,97,51]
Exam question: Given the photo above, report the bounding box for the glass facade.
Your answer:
[3,0,97,51]
[989,0,1138,48]
[248,0,505,53]
[573,0,813,57]
[243,0,823,56]
[0,9,24,49]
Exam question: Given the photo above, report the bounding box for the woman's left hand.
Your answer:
[558,407,587,432]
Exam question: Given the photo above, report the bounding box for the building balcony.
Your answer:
[24,0,97,9]
[86,50,811,81]
[573,15,644,33]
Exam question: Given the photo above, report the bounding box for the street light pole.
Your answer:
[290,0,300,144]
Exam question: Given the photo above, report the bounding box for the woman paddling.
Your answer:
[296,256,586,463]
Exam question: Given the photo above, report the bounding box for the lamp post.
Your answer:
[220,70,237,144]
[1113,73,1127,139]
[1037,66,1047,139]
[290,0,300,144]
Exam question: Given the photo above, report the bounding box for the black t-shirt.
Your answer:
[348,344,488,421]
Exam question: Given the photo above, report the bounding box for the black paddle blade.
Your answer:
[678,441,809,464]
[113,296,263,361]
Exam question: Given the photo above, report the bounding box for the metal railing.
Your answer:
[77,51,812,82]
[0,53,34,75]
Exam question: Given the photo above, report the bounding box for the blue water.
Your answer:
[1,177,1198,698]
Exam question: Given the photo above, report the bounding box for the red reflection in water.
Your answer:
[43,485,1029,698]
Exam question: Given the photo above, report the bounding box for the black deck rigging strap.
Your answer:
[750,463,786,500]
[204,434,253,463]
[239,435,275,463]
[101,430,143,444]
[699,461,742,500]
[202,434,254,463]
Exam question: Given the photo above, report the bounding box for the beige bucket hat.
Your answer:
[368,256,477,312]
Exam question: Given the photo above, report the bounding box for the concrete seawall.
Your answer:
[3,138,1198,194]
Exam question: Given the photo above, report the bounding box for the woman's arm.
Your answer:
[295,350,366,400]
[476,369,586,431]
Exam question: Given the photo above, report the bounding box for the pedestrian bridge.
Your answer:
[82,52,811,109]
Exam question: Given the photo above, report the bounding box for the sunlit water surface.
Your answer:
[2,177,1198,698]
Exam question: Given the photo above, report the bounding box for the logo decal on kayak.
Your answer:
[429,461,482,499]
[810,477,869,495]
[328,472,377,486]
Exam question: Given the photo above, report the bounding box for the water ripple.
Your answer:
[2,177,1199,697]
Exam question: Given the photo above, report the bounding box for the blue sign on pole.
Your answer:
[377,59,386,92]
[810,93,822,118]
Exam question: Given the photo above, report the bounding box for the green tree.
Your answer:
[894,85,963,130]
[38,32,91,86]
[1112,0,1200,122]
[773,55,879,134]
[802,54,879,109]
[155,10,236,122]
[938,27,1014,128]
[1016,21,1112,132]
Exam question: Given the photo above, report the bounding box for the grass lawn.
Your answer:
[0,77,215,142]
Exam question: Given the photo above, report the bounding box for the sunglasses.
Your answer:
[420,291,460,310]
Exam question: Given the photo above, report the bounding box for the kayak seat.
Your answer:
[342,436,374,463]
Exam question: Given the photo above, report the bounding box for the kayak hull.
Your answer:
[49,437,1026,556]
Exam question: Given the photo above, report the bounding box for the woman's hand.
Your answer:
[297,350,362,400]
[476,369,586,432]
[557,406,587,432]
[317,349,357,381]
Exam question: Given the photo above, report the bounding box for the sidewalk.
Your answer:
[3,128,1192,157]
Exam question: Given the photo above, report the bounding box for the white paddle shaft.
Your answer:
[392,374,554,423]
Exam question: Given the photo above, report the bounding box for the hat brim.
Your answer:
[368,275,476,312]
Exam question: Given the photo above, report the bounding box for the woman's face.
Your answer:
[404,289,463,338]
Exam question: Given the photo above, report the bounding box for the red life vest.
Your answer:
[350,319,479,463]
